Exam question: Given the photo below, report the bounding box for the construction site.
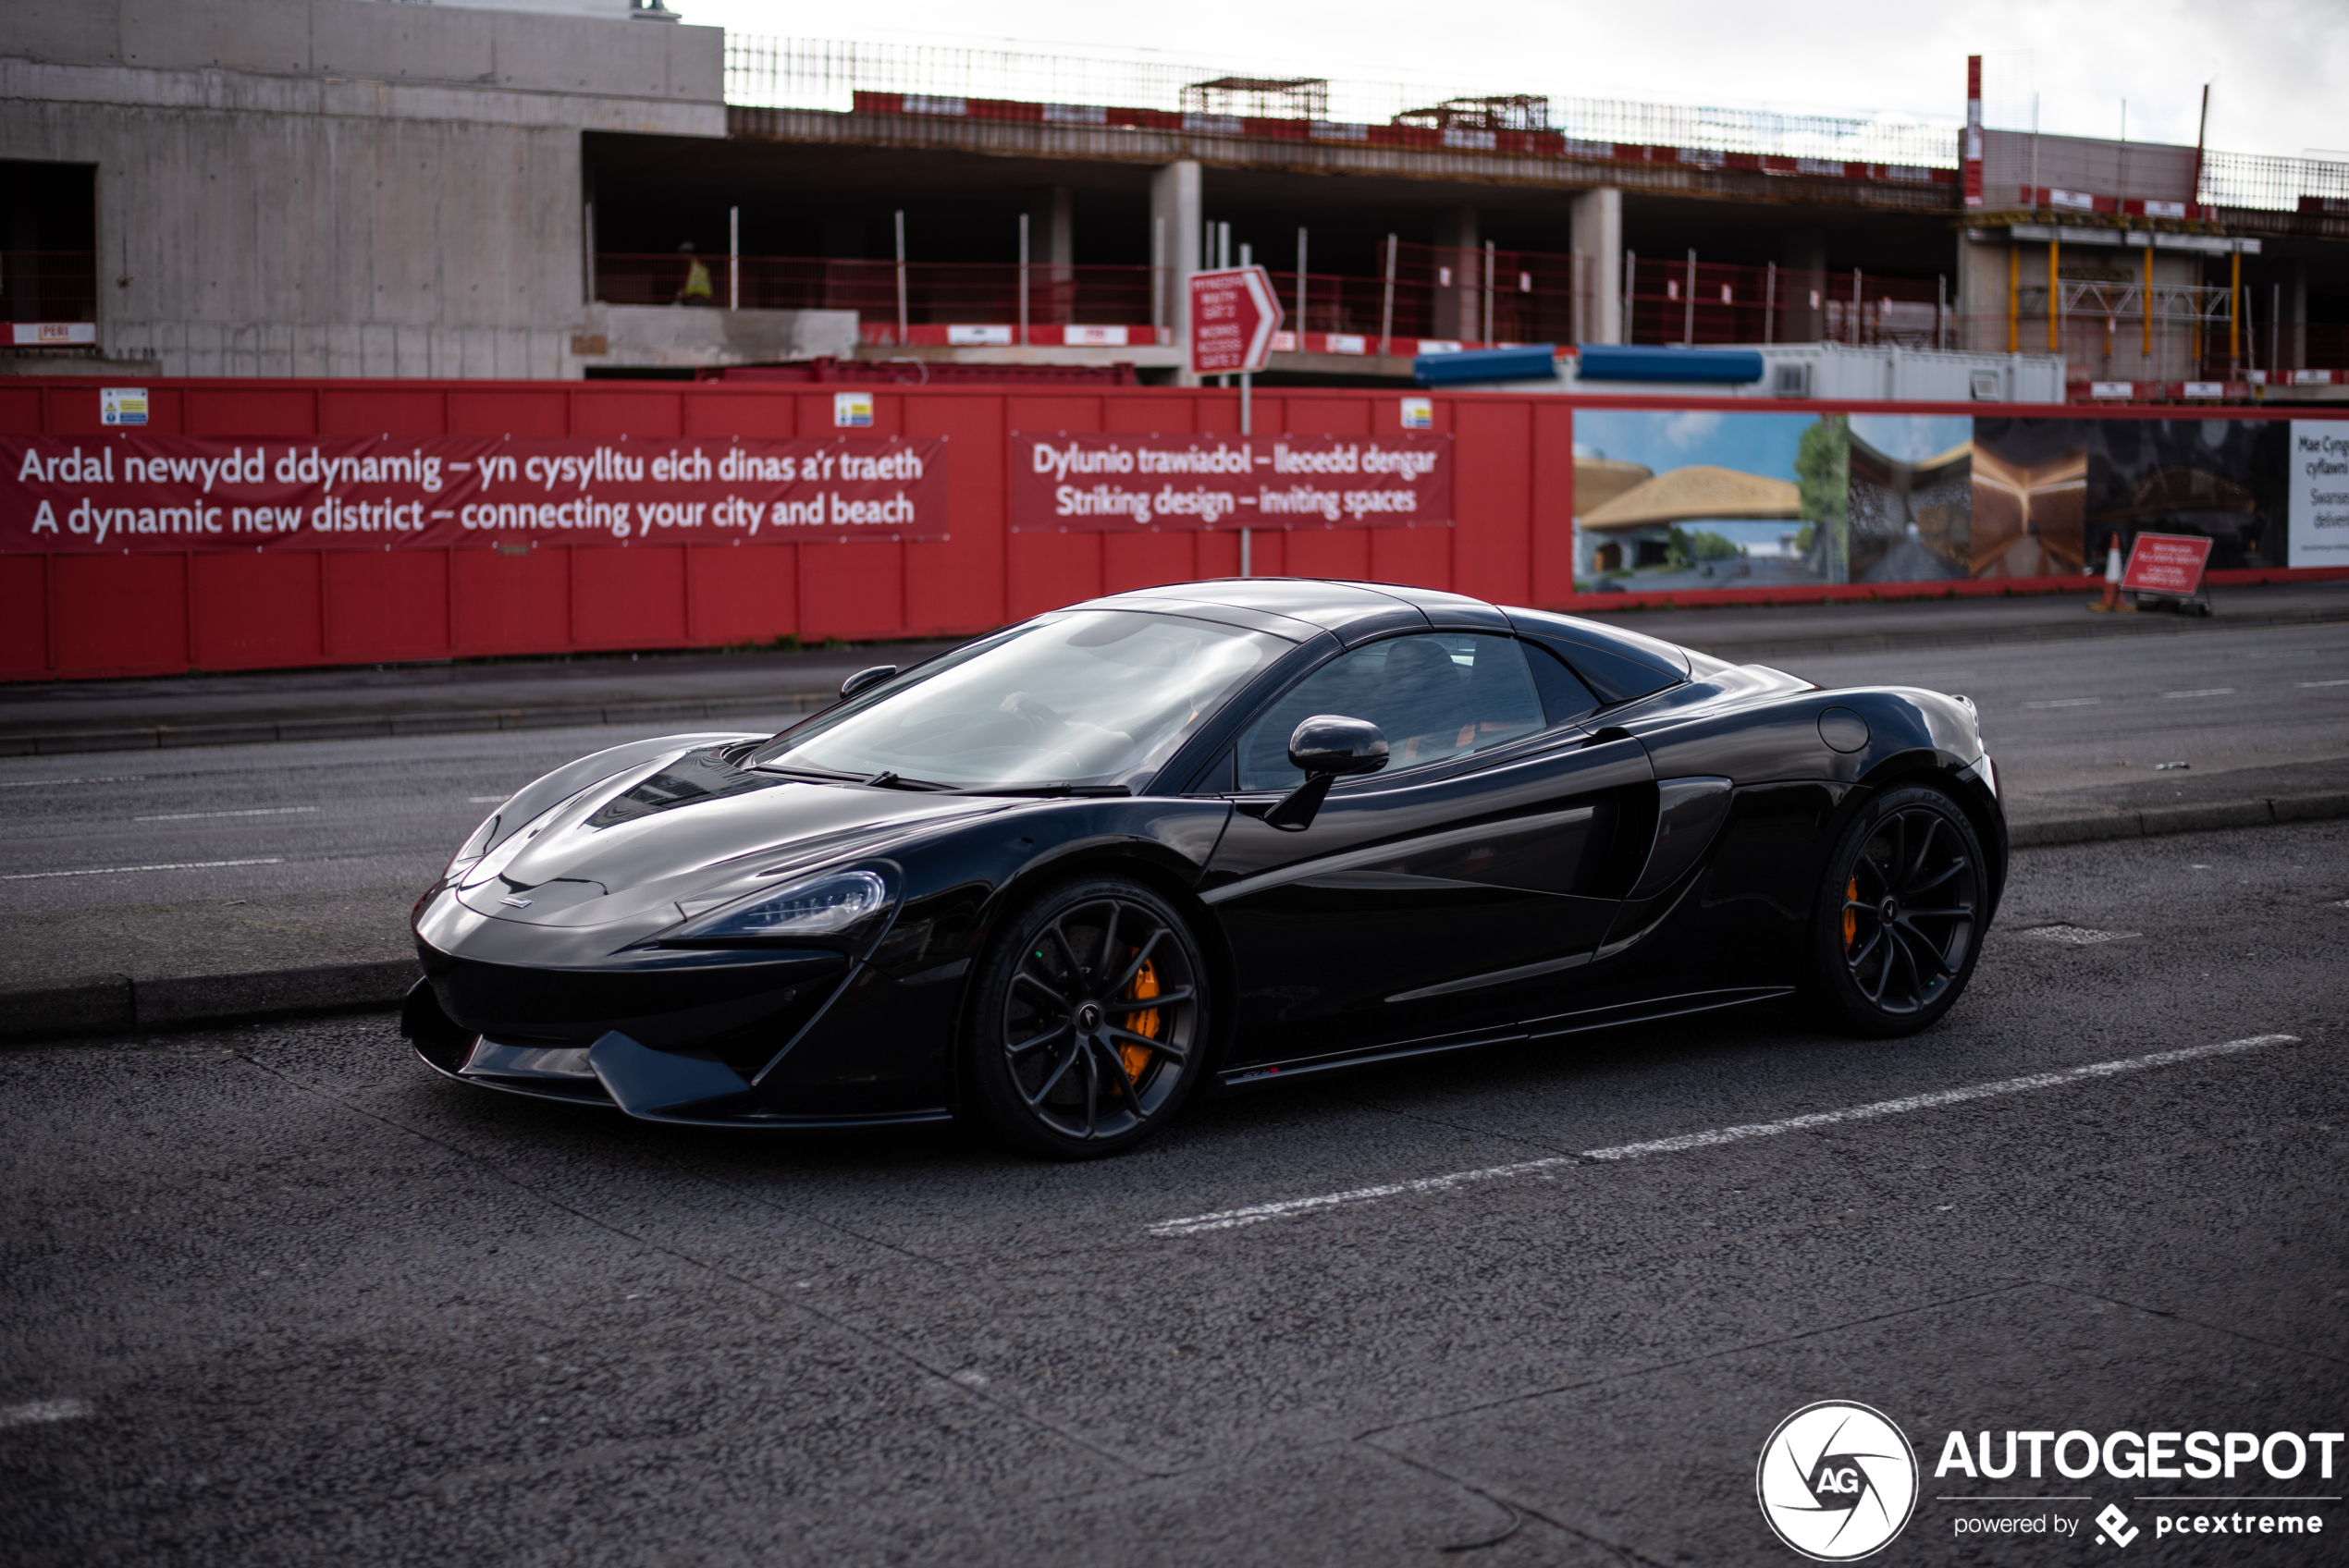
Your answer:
[4,1,2346,400]
[2,0,2345,680]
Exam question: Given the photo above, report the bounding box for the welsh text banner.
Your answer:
[1010,433,1451,533]
[1,435,950,553]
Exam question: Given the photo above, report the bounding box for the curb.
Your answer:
[6,792,2341,1046]
[2006,790,2349,847]
[1,958,422,1042]
[0,692,830,759]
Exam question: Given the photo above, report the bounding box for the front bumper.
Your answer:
[409,1016,953,1130]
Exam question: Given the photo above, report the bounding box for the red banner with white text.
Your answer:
[0,435,951,552]
[1011,432,1450,533]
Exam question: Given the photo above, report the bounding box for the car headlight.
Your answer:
[676,869,892,940]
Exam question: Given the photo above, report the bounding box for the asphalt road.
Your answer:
[0,621,2342,922]
[5,820,2345,1565]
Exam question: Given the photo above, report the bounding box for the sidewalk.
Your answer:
[0,640,961,756]
[1585,578,2349,661]
[6,580,2344,757]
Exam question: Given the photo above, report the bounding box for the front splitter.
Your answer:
[412,1035,954,1132]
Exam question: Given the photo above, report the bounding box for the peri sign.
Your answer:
[1189,267,1283,376]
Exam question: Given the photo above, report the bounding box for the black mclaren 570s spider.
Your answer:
[404,577,2005,1157]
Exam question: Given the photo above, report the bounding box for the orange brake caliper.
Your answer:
[1843,877,1858,949]
[1119,958,1162,1084]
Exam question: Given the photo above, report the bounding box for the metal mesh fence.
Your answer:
[1622,259,1949,349]
[0,251,97,324]
[724,36,1966,167]
[724,38,2349,212]
[2198,149,2349,214]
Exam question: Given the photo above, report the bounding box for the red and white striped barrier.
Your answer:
[2074,372,2349,401]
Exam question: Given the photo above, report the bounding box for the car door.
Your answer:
[1199,631,1654,1072]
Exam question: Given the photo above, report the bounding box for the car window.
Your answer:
[753,611,1286,791]
[1236,633,1547,791]
[1524,643,1603,725]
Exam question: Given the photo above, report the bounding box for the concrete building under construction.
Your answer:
[6,0,2345,399]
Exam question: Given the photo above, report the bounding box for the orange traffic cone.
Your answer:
[2093,535,2124,612]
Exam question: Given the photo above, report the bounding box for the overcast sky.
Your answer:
[688,0,2345,160]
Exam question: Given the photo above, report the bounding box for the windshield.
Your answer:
[752,610,1287,790]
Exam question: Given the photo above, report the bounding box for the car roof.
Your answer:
[1076,578,1508,646]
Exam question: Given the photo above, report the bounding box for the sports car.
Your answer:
[403,577,2005,1158]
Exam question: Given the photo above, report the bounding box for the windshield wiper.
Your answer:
[751,762,866,783]
[864,771,957,791]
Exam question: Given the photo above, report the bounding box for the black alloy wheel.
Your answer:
[1800,782,1988,1037]
[961,876,1210,1158]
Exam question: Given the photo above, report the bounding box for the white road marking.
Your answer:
[133,806,319,822]
[2161,688,2237,699]
[0,1398,89,1427]
[2024,697,2101,708]
[2025,925,2141,945]
[467,795,507,803]
[2297,680,2349,689]
[0,776,143,789]
[1147,1034,2299,1238]
[0,858,285,882]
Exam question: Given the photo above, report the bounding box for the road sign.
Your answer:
[1188,266,1283,376]
[2120,532,2213,598]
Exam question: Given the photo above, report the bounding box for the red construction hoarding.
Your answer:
[1,377,2343,683]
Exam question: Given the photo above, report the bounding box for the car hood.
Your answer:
[452,745,1011,930]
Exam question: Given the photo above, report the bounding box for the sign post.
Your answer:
[2119,532,2216,616]
[1189,264,1283,573]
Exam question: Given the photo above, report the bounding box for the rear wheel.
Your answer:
[960,876,1210,1158]
[1799,783,1987,1037]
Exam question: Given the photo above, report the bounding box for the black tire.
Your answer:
[959,876,1211,1158]
[1798,782,1989,1038]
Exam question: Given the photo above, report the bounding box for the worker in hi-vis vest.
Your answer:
[676,241,715,306]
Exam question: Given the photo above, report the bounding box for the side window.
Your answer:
[1525,643,1603,726]
[1236,634,1547,791]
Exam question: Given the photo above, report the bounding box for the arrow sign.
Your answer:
[1189,266,1284,375]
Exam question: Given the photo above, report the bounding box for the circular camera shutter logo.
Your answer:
[1756,1401,1919,1561]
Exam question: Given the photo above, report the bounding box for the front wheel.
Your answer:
[959,876,1211,1158]
[1798,782,1988,1037]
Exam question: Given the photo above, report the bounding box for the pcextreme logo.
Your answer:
[1758,1401,1921,1561]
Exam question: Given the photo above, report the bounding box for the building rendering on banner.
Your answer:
[1,4,2344,401]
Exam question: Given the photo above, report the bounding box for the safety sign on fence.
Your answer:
[0,435,952,552]
[1010,433,1451,533]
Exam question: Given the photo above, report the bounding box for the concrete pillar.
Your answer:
[1027,185,1073,325]
[1569,187,1620,345]
[1433,205,1479,342]
[1027,185,1073,268]
[2282,258,2308,372]
[1955,233,2006,355]
[1150,160,1201,384]
[1778,227,1827,343]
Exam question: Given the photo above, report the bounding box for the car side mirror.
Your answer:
[1287,715,1389,777]
[1266,715,1387,830]
[839,665,898,700]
